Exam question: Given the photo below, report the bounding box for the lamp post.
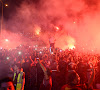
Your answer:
[0,0,3,37]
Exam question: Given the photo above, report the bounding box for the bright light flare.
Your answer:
[55,26,59,30]
[5,39,9,42]
[7,57,9,60]
[35,25,41,35]
[35,30,40,35]
[55,26,60,31]
[40,51,42,54]
[18,51,22,55]
[60,49,62,52]
[0,47,2,49]
[5,4,8,7]
[68,44,75,50]
[67,36,76,50]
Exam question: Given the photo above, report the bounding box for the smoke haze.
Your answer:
[1,0,100,53]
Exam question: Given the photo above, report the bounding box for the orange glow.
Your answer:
[35,30,40,35]
[73,22,76,24]
[35,25,41,35]
[5,4,8,7]
[67,36,76,50]
[68,44,75,50]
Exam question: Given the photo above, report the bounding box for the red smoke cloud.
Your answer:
[1,0,100,54]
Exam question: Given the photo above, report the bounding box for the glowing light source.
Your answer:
[40,51,42,54]
[5,39,9,42]
[55,26,60,31]
[68,44,75,50]
[60,50,62,52]
[0,47,2,49]
[5,4,8,7]
[35,25,41,35]
[55,26,59,30]
[7,57,9,60]
[35,30,40,35]
[67,36,76,50]
[18,51,22,55]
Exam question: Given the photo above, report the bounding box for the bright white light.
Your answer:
[0,47,2,49]
[60,50,62,52]
[40,51,42,54]
[5,39,9,42]
[5,4,8,7]
[55,26,60,31]
[7,57,9,60]
[18,51,22,55]
[55,26,59,30]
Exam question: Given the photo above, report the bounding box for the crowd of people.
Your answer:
[0,44,100,90]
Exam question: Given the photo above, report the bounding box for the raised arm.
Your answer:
[88,66,95,88]
[38,59,49,80]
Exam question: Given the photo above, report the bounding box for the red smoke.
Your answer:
[1,0,100,54]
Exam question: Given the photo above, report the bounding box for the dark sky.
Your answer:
[0,0,98,20]
[0,0,100,52]
[0,0,40,20]
[0,0,23,19]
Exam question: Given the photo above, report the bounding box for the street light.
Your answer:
[5,4,8,7]
[0,0,3,36]
[0,1,8,37]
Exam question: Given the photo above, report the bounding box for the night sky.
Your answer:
[0,0,35,19]
[0,0,100,53]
